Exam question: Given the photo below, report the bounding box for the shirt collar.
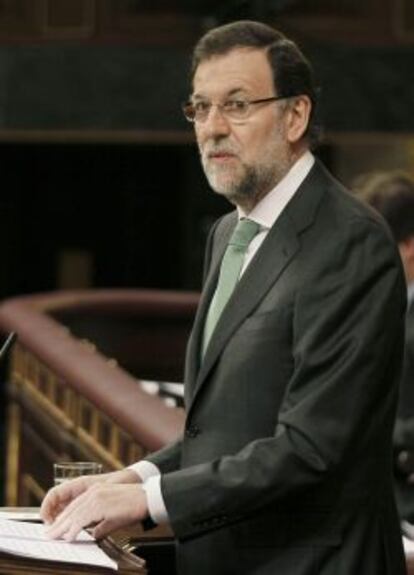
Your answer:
[238,150,315,229]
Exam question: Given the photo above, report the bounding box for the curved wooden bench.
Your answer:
[0,289,198,505]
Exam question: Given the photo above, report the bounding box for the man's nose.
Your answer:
[200,105,231,138]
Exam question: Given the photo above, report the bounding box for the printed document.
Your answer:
[0,518,117,570]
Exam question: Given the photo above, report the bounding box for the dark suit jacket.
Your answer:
[147,160,407,575]
[394,303,414,521]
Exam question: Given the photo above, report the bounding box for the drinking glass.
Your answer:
[53,461,103,486]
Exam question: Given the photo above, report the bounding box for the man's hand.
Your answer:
[40,468,141,527]
[44,483,149,542]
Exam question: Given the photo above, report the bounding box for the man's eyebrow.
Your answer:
[227,88,248,97]
[191,87,248,100]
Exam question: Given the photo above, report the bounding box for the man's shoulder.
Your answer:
[311,161,393,238]
[284,160,391,248]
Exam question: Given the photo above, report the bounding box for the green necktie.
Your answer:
[202,218,261,355]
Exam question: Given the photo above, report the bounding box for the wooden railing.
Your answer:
[0,289,198,505]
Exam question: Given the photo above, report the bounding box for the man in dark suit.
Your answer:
[356,171,414,524]
[41,21,407,574]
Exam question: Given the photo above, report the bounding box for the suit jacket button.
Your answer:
[185,425,200,438]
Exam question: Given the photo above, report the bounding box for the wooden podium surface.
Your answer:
[0,508,147,575]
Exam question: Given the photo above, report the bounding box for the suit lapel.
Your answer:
[189,215,299,408]
[185,215,236,391]
[187,160,329,411]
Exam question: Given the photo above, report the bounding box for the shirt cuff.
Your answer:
[127,460,161,482]
[141,475,169,525]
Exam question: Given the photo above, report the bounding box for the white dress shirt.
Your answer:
[129,150,316,524]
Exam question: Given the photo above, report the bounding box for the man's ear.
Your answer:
[285,95,312,144]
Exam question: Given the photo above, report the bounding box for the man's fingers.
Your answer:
[43,501,66,525]
[45,499,77,534]
[63,516,96,543]
[47,510,94,542]
[45,483,148,542]
[41,489,70,524]
[46,490,95,540]
[41,476,99,525]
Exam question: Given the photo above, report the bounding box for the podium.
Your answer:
[0,539,146,575]
[0,508,178,574]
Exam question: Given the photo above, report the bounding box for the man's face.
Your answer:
[192,47,294,208]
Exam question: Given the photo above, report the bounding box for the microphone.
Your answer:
[0,332,17,360]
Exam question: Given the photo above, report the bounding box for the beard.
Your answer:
[202,157,277,205]
[199,131,292,207]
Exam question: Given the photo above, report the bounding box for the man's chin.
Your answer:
[209,183,239,202]
[205,173,238,196]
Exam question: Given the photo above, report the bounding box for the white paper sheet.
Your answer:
[0,511,41,521]
[0,518,117,570]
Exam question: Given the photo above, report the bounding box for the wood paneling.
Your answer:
[37,0,96,40]
[97,0,200,45]
[0,0,37,37]
[394,0,414,41]
[278,0,395,45]
[0,0,409,46]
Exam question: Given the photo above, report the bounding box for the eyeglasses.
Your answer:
[182,95,290,123]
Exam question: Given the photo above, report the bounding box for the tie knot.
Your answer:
[228,219,261,249]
